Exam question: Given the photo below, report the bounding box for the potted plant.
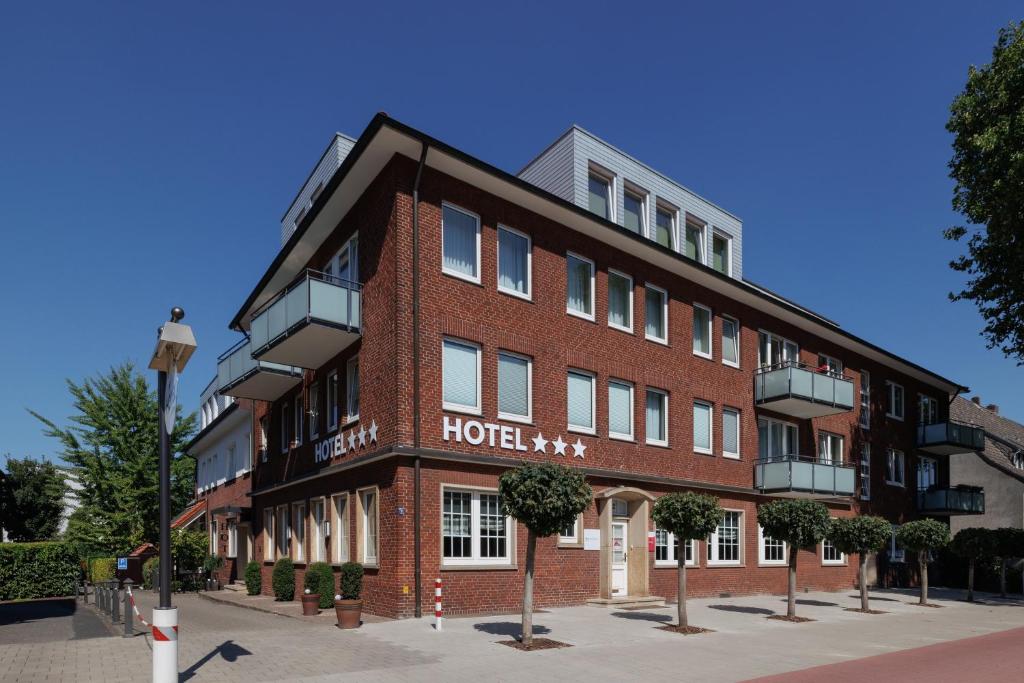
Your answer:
[334,562,364,628]
[301,562,335,616]
[203,554,225,590]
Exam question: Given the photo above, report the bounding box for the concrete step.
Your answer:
[223,582,246,592]
[585,595,666,609]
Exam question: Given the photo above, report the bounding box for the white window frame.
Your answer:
[707,510,743,566]
[209,519,218,555]
[496,350,533,424]
[331,493,350,564]
[345,357,359,425]
[886,448,905,487]
[721,315,740,368]
[292,501,306,563]
[606,269,634,334]
[711,230,732,276]
[311,497,327,563]
[441,486,514,568]
[309,381,320,441]
[684,215,706,263]
[645,388,669,447]
[692,303,713,359]
[693,400,714,455]
[758,330,800,368]
[622,185,648,235]
[654,526,696,567]
[293,395,303,447]
[442,338,482,415]
[440,201,482,285]
[263,508,274,562]
[566,251,596,321]
[607,379,635,441]
[643,283,669,345]
[567,369,597,435]
[859,443,871,501]
[326,370,339,432]
[859,370,871,429]
[357,487,379,567]
[817,353,843,377]
[918,394,939,426]
[758,524,788,566]
[886,381,905,421]
[917,455,938,492]
[818,431,844,465]
[587,164,616,222]
[559,514,582,546]
[722,407,741,459]
[496,224,532,301]
[276,505,290,559]
[653,202,677,250]
[822,534,846,566]
[890,525,906,563]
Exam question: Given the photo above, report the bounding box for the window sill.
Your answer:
[722,361,740,370]
[822,561,847,567]
[442,268,483,287]
[694,449,714,456]
[441,563,517,571]
[608,324,634,335]
[497,414,533,426]
[557,541,583,549]
[886,414,904,422]
[885,481,905,488]
[498,287,531,302]
[646,440,671,449]
[654,562,696,569]
[443,405,483,417]
[645,335,669,346]
[567,309,596,323]
[568,426,596,436]
[342,417,359,429]
[609,434,635,443]
[706,562,743,568]
[758,561,788,568]
[692,351,713,361]
[722,453,741,460]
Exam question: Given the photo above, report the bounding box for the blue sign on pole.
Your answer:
[117,557,128,571]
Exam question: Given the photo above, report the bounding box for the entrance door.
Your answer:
[611,522,628,596]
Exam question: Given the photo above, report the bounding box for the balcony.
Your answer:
[249,269,361,369]
[754,455,857,498]
[917,486,985,515]
[754,361,855,419]
[217,338,302,401]
[916,421,986,456]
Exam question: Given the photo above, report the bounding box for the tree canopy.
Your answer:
[950,527,997,560]
[0,457,67,541]
[498,462,591,537]
[652,492,722,541]
[827,516,891,556]
[945,21,1024,362]
[896,519,950,553]
[757,499,831,550]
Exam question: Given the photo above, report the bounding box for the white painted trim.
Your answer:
[622,183,649,237]
[757,524,788,566]
[442,337,483,416]
[653,201,678,252]
[692,302,713,359]
[607,378,635,441]
[721,315,740,368]
[645,387,669,447]
[711,229,733,276]
[693,400,713,455]
[885,448,906,487]
[886,380,905,421]
[653,527,696,567]
[440,201,482,285]
[496,350,533,424]
[707,509,743,566]
[440,485,515,568]
[326,370,339,432]
[566,251,596,322]
[346,356,360,424]
[567,368,597,435]
[496,224,532,301]
[722,406,741,459]
[643,283,669,345]
[607,268,634,334]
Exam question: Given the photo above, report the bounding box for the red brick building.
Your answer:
[216,115,985,618]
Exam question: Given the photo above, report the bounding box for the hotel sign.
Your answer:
[313,419,379,464]
[442,415,586,458]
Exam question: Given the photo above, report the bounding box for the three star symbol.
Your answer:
[358,426,367,447]
[571,438,586,459]
[552,435,568,456]
[532,433,549,453]
[368,420,379,443]
[347,431,357,451]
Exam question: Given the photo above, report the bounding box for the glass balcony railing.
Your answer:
[249,269,361,369]
[917,486,985,515]
[916,421,986,455]
[216,338,302,401]
[754,361,855,419]
[754,454,857,497]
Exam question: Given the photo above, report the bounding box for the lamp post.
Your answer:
[147,307,196,683]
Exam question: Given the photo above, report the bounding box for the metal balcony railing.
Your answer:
[917,486,985,515]
[754,361,855,418]
[754,453,857,497]
[916,420,986,454]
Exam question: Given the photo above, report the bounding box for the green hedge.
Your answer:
[272,558,295,601]
[87,557,116,584]
[244,561,262,596]
[304,562,336,608]
[0,542,80,601]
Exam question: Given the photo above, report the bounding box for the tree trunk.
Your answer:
[787,548,798,618]
[521,530,536,647]
[967,558,975,602]
[859,553,869,611]
[919,550,928,605]
[1000,558,1007,598]
[677,553,688,629]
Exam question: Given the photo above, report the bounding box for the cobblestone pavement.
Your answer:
[1,587,1022,682]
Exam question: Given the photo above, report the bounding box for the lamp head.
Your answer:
[170,307,185,323]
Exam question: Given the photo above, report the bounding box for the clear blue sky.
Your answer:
[2,2,1022,464]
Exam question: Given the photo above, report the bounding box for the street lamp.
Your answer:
[147,307,196,683]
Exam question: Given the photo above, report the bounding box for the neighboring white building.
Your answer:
[192,376,252,494]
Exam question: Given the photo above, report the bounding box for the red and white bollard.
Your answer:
[434,578,443,632]
[151,607,178,683]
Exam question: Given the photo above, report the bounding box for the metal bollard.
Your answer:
[112,582,121,623]
[109,581,118,620]
[97,583,104,612]
[123,580,134,637]
[106,581,114,618]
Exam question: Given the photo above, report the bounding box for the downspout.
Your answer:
[411,143,428,618]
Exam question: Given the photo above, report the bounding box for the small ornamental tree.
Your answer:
[757,499,831,618]
[827,516,892,612]
[991,527,1024,598]
[896,519,950,605]
[499,463,591,648]
[244,561,262,596]
[272,557,295,601]
[950,528,996,602]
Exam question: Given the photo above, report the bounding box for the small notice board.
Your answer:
[583,528,600,551]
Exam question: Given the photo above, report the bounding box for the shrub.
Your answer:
[244,561,262,596]
[142,557,158,590]
[338,562,363,600]
[272,557,295,601]
[87,557,117,584]
[950,527,997,601]
[0,542,80,600]
[203,554,225,575]
[304,562,336,608]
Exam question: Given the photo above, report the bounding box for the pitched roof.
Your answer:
[951,397,1024,481]
[170,500,206,530]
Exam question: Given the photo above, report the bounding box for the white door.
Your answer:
[611,522,628,596]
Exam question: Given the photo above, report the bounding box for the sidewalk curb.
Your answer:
[196,590,317,621]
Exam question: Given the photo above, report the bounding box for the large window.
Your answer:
[722,316,740,367]
[263,508,274,562]
[644,284,668,344]
[712,231,731,275]
[497,225,531,299]
[693,401,713,454]
[497,351,532,423]
[309,382,320,440]
[645,388,669,447]
[441,203,481,283]
[684,216,705,262]
[607,270,633,332]
[358,488,378,566]
[608,380,634,441]
[654,526,695,567]
[566,252,595,320]
[707,511,742,565]
[280,402,289,454]
[567,370,596,434]
[886,381,905,420]
[758,417,799,460]
[722,408,740,459]
[327,370,339,432]
[442,339,481,414]
[758,331,799,368]
[692,304,712,358]
[818,431,844,465]
[346,357,359,423]
[209,520,217,555]
[623,188,646,234]
[332,493,349,564]
[859,370,870,429]
[822,537,844,565]
[654,205,675,249]
[886,449,905,486]
[588,170,613,220]
[292,502,306,563]
[917,456,937,492]
[758,525,787,566]
[259,415,268,461]
[293,396,304,447]
[276,505,290,559]
[311,498,327,562]
[442,488,512,566]
[918,394,938,425]
[325,235,359,284]
[889,525,905,563]
[859,443,871,500]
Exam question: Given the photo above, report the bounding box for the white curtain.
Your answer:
[646,390,665,442]
[498,228,528,294]
[567,256,592,314]
[442,206,478,278]
[645,289,664,339]
[608,273,630,327]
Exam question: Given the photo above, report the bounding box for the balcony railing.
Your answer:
[916,420,986,456]
[917,486,985,515]
[754,454,857,497]
[217,337,302,401]
[754,361,856,419]
[249,269,361,369]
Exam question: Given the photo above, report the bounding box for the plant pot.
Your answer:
[334,598,362,628]
[301,593,321,616]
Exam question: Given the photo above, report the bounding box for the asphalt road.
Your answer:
[0,598,111,644]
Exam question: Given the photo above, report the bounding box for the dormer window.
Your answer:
[623,187,646,234]
[712,230,732,275]
[684,215,706,263]
[587,166,614,220]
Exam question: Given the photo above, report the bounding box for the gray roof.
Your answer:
[951,396,1024,481]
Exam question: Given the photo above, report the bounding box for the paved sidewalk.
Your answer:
[197,589,390,624]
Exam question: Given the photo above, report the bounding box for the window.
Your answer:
[684,216,705,262]
[859,370,871,429]
[263,508,274,561]
[758,417,799,460]
[886,381,905,420]
[890,525,906,563]
[818,431,844,465]
[608,380,634,441]
[917,456,937,491]
[442,488,512,566]
[886,449,905,486]
[822,536,844,565]
[818,354,843,377]
[722,408,740,459]
[276,505,290,559]
[707,511,742,565]
[607,270,633,332]
[280,402,289,453]
[324,234,359,285]
[292,502,306,563]
[209,520,217,555]
[497,225,531,299]
[712,231,731,275]
[346,357,359,423]
[259,415,268,456]
[654,527,695,567]
[332,494,349,564]
[358,488,379,566]
[654,205,675,249]
[918,395,938,425]
[309,382,320,440]
[442,339,481,414]
[859,444,871,500]
[623,188,646,234]
[441,203,481,283]
[644,284,668,344]
[693,401,713,454]
[692,304,712,358]
[327,370,339,432]
[587,170,612,220]
[758,525,787,566]
[497,351,532,423]
[567,370,596,434]
[312,499,327,562]
[227,443,237,479]
[293,396,303,447]
[758,331,799,368]
[560,514,581,545]
[645,388,669,447]
[722,316,740,367]
[566,253,595,320]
